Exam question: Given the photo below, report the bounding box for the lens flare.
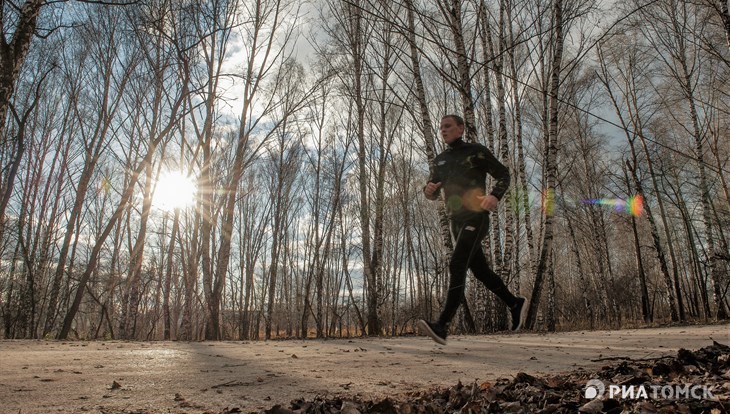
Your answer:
[580,195,644,217]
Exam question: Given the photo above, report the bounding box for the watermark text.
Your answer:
[584,379,715,400]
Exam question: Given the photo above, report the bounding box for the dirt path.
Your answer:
[1,324,728,413]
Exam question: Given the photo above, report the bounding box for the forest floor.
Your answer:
[1,324,729,414]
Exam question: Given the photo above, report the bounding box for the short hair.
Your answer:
[442,114,464,126]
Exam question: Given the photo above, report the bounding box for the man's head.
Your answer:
[440,115,465,145]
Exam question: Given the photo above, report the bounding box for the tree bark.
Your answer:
[119,142,159,339]
[565,207,595,328]
[404,0,453,283]
[495,0,515,286]
[527,0,563,330]
[720,0,730,49]
[506,0,535,281]
[0,0,44,142]
[443,0,477,142]
[683,57,727,320]
[624,163,652,323]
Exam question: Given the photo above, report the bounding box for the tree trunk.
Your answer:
[526,0,563,330]
[181,205,200,341]
[665,171,712,319]
[565,208,595,328]
[344,0,378,336]
[477,0,496,145]
[0,0,44,143]
[627,159,679,322]
[43,23,133,336]
[265,160,285,340]
[627,61,684,320]
[163,209,179,340]
[636,128,684,321]
[624,163,652,323]
[495,0,515,286]
[444,0,476,142]
[44,159,96,336]
[119,143,158,339]
[369,25,396,337]
[15,202,32,338]
[443,0,482,328]
[0,114,26,243]
[404,0,453,293]
[720,0,730,49]
[5,84,51,338]
[506,0,535,280]
[476,0,499,320]
[681,60,727,320]
[546,249,556,332]
[5,241,23,337]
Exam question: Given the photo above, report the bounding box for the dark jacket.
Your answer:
[425,138,510,219]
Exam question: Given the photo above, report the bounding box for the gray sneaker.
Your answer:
[417,320,447,345]
[509,296,528,331]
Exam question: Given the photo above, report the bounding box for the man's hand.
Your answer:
[477,194,499,211]
[424,182,442,200]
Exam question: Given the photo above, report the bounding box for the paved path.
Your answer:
[1,324,728,413]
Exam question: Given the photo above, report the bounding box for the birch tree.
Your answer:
[526,0,563,330]
[637,0,728,319]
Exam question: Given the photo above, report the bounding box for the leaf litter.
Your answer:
[259,342,730,414]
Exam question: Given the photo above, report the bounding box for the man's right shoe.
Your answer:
[417,319,447,345]
[509,296,528,331]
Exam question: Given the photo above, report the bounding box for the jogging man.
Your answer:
[418,114,527,344]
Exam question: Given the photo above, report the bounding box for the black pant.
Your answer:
[438,212,516,326]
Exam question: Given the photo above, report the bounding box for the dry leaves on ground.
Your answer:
[261,342,730,414]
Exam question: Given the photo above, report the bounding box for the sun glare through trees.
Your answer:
[152,171,197,212]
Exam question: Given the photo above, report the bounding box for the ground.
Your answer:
[1,324,728,413]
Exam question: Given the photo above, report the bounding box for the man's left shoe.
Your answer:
[509,296,528,331]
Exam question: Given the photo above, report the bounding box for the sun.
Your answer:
[152,170,197,211]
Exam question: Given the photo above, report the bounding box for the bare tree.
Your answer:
[204,0,306,340]
[57,1,192,339]
[637,0,728,319]
[595,34,682,321]
[262,59,306,339]
[44,6,140,337]
[179,0,239,341]
[297,64,351,338]
[526,0,563,330]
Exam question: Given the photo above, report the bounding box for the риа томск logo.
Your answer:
[584,379,715,401]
